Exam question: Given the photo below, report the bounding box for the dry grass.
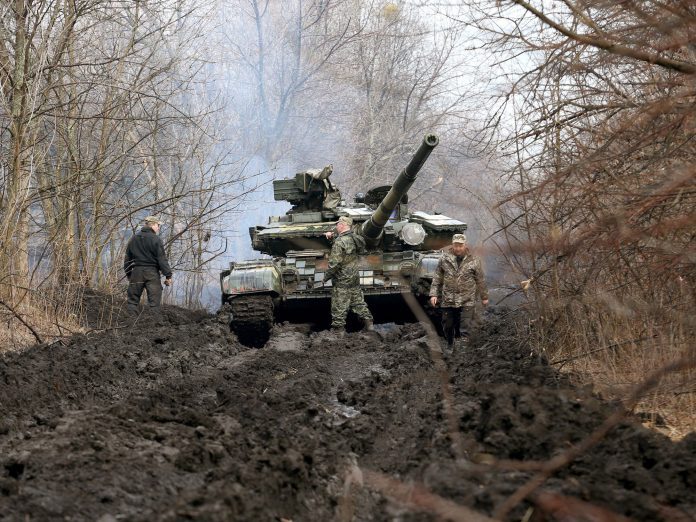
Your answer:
[0,311,83,354]
[0,287,93,354]
[523,297,695,439]
[564,355,695,440]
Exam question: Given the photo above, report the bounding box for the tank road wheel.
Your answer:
[228,295,274,348]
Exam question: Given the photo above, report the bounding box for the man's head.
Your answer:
[336,216,353,234]
[451,233,467,256]
[144,215,162,233]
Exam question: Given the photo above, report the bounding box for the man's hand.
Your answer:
[429,296,438,307]
[482,298,489,307]
[164,277,173,287]
[324,231,334,240]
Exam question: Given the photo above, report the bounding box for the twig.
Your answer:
[551,336,655,367]
[53,321,80,336]
[84,324,134,335]
[0,299,43,344]
[402,292,471,462]
[511,0,696,74]
[362,468,498,522]
[494,287,525,306]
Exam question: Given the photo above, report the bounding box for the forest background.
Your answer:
[0,0,693,435]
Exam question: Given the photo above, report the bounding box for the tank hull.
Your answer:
[221,251,441,344]
[277,289,422,326]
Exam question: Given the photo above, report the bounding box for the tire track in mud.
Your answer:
[0,306,694,521]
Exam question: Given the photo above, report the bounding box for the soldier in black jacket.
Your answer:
[124,216,173,315]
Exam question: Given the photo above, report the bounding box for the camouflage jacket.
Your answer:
[324,231,360,287]
[429,250,488,307]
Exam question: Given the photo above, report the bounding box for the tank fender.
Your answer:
[411,254,442,298]
[221,264,283,299]
[415,254,441,279]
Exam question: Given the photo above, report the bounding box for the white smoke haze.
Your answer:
[167,0,504,307]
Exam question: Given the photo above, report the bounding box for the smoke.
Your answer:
[188,0,504,309]
[225,156,290,263]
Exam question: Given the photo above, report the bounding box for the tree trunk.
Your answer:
[1,0,30,300]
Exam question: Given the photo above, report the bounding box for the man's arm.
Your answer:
[323,240,345,283]
[429,258,444,306]
[154,236,173,279]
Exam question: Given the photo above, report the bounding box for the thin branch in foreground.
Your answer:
[511,0,696,74]
[352,466,498,522]
[363,469,497,522]
[401,292,472,462]
[493,354,696,520]
[532,490,633,522]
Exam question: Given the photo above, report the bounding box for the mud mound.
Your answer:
[0,308,694,521]
[72,287,207,330]
[76,288,133,329]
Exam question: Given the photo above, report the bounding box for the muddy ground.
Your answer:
[0,297,694,521]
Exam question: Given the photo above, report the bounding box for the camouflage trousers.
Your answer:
[331,285,373,329]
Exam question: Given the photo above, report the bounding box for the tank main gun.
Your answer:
[360,134,439,243]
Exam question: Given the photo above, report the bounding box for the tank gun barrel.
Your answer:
[361,134,439,240]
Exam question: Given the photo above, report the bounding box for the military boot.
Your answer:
[331,327,345,338]
[363,319,375,332]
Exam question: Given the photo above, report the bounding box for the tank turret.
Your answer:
[271,164,341,214]
[361,134,439,244]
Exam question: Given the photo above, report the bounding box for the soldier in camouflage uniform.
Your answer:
[429,234,488,350]
[324,216,374,333]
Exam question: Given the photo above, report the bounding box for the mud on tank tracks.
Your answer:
[0,302,694,521]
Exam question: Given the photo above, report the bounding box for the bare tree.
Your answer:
[220,0,366,164]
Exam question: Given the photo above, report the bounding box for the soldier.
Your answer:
[429,233,488,352]
[124,216,173,316]
[323,216,374,333]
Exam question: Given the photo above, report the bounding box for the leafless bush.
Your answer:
[448,0,696,433]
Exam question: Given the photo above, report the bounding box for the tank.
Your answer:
[220,134,467,346]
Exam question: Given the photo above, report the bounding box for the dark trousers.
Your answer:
[127,266,163,315]
[441,306,475,347]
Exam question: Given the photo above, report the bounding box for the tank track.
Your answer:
[228,294,274,347]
